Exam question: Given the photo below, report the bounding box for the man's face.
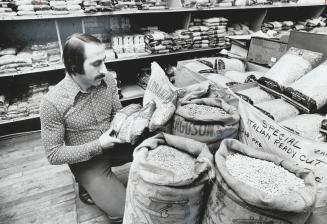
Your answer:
[78,42,107,88]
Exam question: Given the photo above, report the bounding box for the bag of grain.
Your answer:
[118,101,156,145]
[279,114,326,142]
[254,98,300,122]
[236,86,275,105]
[110,104,142,136]
[258,47,323,93]
[172,98,240,153]
[143,62,179,131]
[284,61,327,112]
[123,133,215,224]
[203,139,316,224]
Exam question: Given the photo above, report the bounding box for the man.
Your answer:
[40,33,131,224]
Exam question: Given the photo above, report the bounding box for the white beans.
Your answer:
[181,104,227,117]
[147,145,195,181]
[226,154,305,197]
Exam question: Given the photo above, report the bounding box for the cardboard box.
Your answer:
[247,37,288,66]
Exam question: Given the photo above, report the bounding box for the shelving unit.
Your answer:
[0,2,326,136]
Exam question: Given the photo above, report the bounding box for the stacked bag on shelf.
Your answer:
[28,41,61,68]
[0,46,33,75]
[203,17,228,48]
[15,0,36,16]
[82,0,97,13]
[26,83,50,116]
[170,29,192,50]
[187,25,210,49]
[144,30,174,54]
[227,23,252,36]
[49,0,69,15]
[0,0,17,16]
[0,95,8,121]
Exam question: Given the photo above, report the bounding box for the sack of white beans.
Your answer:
[123,133,215,224]
[258,47,323,93]
[202,139,316,224]
[285,60,327,112]
[172,98,240,153]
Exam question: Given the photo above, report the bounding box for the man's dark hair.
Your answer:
[63,33,102,76]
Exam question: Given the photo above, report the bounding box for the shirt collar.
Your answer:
[62,74,108,104]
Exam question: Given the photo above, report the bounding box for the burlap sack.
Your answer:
[203,139,316,224]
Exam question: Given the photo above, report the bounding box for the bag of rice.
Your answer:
[258,47,323,93]
[280,114,326,142]
[118,101,156,145]
[123,133,215,224]
[236,86,275,105]
[149,101,176,132]
[203,139,316,224]
[254,98,300,122]
[284,61,327,112]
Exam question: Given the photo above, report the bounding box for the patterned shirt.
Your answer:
[40,73,122,165]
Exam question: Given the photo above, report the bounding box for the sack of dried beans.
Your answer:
[172,98,240,153]
[258,47,322,93]
[284,61,327,112]
[123,133,215,224]
[254,99,300,122]
[236,86,275,105]
[117,101,156,145]
[109,104,142,136]
[203,139,316,224]
[280,114,326,142]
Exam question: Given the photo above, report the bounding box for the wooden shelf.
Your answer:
[0,3,325,21]
[0,114,40,125]
[0,47,224,77]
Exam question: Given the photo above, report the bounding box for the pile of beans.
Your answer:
[181,104,228,117]
[147,145,195,181]
[226,153,305,197]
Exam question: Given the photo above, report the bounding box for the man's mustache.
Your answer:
[95,74,106,80]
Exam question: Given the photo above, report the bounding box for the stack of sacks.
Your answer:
[305,17,326,30]
[215,0,234,7]
[170,30,190,51]
[171,29,193,49]
[49,0,69,15]
[144,30,174,54]
[0,47,32,74]
[188,26,210,49]
[6,100,29,120]
[248,0,271,5]
[29,41,61,68]
[83,0,97,13]
[261,21,282,34]
[227,23,252,36]
[97,0,114,12]
[0,95,8,121]
[282,21,294,30]
[16,0,36,16]
[27,83,49,115]
[66,0,83,13]
[32,0,52,15]
[0,0,17,16]
[203,17,228,48]
[140,0,167,10]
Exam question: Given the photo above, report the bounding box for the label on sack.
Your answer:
[238,99,327,208]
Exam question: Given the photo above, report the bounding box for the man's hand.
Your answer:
[99,129,123,150]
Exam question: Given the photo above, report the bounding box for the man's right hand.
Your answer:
[99,129,123,150]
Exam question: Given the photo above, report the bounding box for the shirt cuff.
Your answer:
[89,139,103,158]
